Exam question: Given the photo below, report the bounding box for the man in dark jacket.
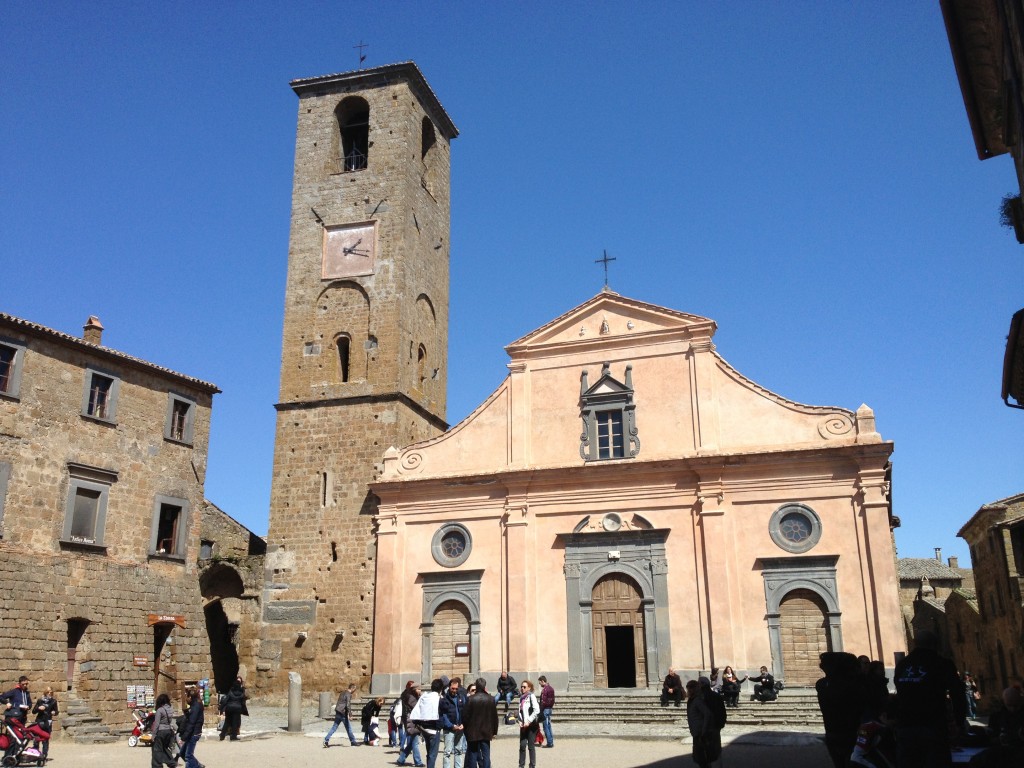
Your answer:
[439,677,467,768]
[538,676,555,747]
[0,677,31,723]
[219,676,248,741]
[894,630,966,768]
[463,678,498,768]
[493,672,516,713]
[816,652,865,768]
[324,683,359,747]
[751,666,777,702]
[661,668,683,707]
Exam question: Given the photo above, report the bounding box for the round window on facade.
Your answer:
[431,523,472,568]
[768,503,822,554]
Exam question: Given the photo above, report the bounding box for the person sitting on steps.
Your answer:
[751,666,778,703]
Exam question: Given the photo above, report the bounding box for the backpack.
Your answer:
[708,689,727,730]
[389,699,401,725]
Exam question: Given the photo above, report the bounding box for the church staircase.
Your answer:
[58,696,119,743]
[528,688,823,731]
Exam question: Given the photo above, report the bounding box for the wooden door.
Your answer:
[591,573,646,688]
[431,600,471,680]
[779,589,831,685]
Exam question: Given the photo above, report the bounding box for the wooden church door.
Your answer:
[591,573,646,688]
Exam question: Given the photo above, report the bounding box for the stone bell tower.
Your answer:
[260,62,457,694]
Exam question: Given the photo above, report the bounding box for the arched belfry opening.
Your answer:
[336,97,369,172]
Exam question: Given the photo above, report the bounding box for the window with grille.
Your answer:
[596,410,625,459]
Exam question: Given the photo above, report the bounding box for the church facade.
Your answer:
[370,291,904,690]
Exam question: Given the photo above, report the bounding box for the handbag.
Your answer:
[405,720,421,736]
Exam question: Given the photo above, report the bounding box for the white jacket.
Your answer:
[517,692,539,726]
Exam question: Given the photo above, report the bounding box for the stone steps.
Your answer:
[60,697,119,744]
[535,689,823,728]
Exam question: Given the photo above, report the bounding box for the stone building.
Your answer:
[957,492,1024,696]
[199,500,265,693]
[259,62,457,695]
[370,290,905,691]
[0,313,219,726]
[897,550,972,641]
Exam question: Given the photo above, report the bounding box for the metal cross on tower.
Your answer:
[595,249,616,287]
[354,41,368,68]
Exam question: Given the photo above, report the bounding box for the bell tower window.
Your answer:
[336,97,369,172]
[337,334,351,382]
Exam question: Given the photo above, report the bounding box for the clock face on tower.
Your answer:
[323,221,377,279]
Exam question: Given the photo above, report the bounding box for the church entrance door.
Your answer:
[591,573,646,688]
[779,588,831,685]
[431,600,471,681]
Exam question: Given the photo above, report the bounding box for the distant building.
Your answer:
[941,0,1024,408]
[957,492,1024,697]
[0,313,218,729]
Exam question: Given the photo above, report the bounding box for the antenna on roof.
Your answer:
[354,40,368,69]
[595,249,616,288]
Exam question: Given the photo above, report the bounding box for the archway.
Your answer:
[200,563,245,692]
[591,573,647,688]
[430,600,471,680]
[779,589,831,685]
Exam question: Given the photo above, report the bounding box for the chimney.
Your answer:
[948,556,959,569]
[934,547,942,561]
[83,316,104,346]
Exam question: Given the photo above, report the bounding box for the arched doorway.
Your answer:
[591,573,647,688]
[779,588,831,685]
[430,600,471,680]
[200,563,245,692]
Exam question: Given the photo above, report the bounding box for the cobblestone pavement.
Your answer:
[51,705,832,767]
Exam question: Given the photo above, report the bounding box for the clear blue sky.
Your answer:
[2,2,1020,562]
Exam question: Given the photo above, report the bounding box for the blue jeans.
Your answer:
[324,712,357,745]
[397,730,424,766]
[180,734,201,768]
[465,740,491,768]
[443,728,465,768]
[422,729,441,768]
[494,691,514,710]
[541,707,553,746]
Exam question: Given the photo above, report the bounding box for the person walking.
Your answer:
[963,673,980,719]
[463,678,498,768]
[324,683,359,747]
[538,676,555,747]
[177,685,205,768]
[816,651,865,768]
[396,681,424,766]
[685,678,723,768]
[516,680,540,768]
[31,686,59,761]
[149,693,177,768]
[219,676,248,741]
[439,677,467,768]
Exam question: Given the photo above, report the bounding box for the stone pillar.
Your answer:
[287,671,302,732]
[371,510,400,693]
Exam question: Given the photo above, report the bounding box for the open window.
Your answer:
[0,339,26,399]
[164,393,196,444]
[337,334,351,382]
[81,367,120,423]
[150,495,189,559]
[579,362,640,462]
[336,97,369,172]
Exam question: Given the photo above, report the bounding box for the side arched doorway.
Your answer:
[431,600,472,680]
[200,563,245,692]
[592,573,647,688]
[779,588,831,685]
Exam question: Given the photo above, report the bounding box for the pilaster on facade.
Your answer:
[687,338,720,454]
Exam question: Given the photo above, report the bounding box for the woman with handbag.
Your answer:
[516,680,540,768]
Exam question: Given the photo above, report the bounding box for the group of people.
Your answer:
[150,676,248,768]
[0,676,59,762]
[661,664,778,709]
[817,631,1023,768]
[357,673,554,768]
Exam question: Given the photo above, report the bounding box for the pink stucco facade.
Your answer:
[370,291,903,691]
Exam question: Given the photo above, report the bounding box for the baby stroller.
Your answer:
[0,716,49,766]
[128,709,155,747]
